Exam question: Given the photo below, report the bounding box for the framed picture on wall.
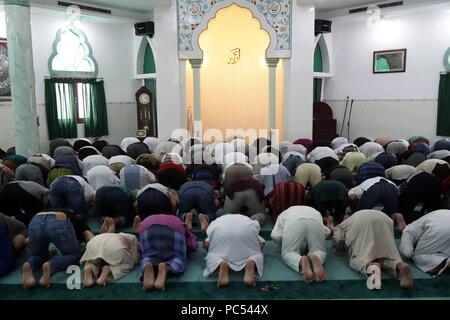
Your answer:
[373,49,407,74]
[0,38,11,101]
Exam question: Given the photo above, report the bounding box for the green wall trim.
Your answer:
[144,43,156,74]
[314,43,323,73]
[4,0,30,7]
[444,47,450,72]
[48,25,99,79]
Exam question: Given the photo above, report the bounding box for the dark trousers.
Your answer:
[137,189,173,220]
[27,214,80,275]
[399,173,441,224]
[358,180,399,217]
[0,183,44,225]
[50,177,87,220]
[178,186,216,222]
[313,200,347,223]
[0,225,15,277]
[95,187,135,226]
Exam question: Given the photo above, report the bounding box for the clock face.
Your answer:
[139,93,150,105]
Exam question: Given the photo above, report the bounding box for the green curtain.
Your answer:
[45,78,77,139]
[313,78,323,103]
[437,73,450,136]
[84,80,109,137]
[145,78,158,136]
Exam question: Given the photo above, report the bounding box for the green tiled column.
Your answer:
[5,0,40,157]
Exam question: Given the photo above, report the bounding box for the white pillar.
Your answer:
[267,58,279,142]
[5,0,40,157]
[189,59,203,139]
[284,4,315,141]
[153,0,183,140]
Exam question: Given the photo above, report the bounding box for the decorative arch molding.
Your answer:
[444,47,450,72]
[314,34,331,74]
[136,36,156,76]
[177,0,291,60]
[48,25,98,78]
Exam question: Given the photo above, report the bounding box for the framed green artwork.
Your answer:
[373,49,407,74]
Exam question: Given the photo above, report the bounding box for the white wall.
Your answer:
[151,0,184,140]
[283,4,315,141]
[324,6,450,142]
[0,7,139,152]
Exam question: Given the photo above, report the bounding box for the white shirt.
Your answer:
[136,183,170,198]
[282,151,306,162]
[108,155,135,166]
[359,142,384,158]
[307,147,338,162]
[399,210,450,274]
[87,165,119,191]
[120,137,140,152]
[83,155,109,176]
[271,206,330,244]
[385,165,417,181]
[349,177,397,198]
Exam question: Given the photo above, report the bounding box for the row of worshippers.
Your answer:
[1,135,450,290]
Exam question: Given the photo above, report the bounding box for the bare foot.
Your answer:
[301,256,314,284]
[154,263,167,292]
[96,265,110,287]
[107,218,116,233]
[217,261,230,288]
[198,214,209,234]
[39,262,52,288]
[325,216,334,232]
[395,213,407,232]
[311,255,326,282]
[397,262,414,289]
[133,215,141,234]
[100,217,111,234]
[83,267,96,288]
[143,263,155,291]
[244,260,256,287]
[185,212,193,231]
[22,263,37,289]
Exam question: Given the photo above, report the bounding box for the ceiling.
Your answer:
[76,0,168,13]
[56,0,437,15]
[299,0,382,11]
[75,0,384,13]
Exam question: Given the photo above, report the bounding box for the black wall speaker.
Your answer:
[315,19,332,35]
[135,21,154,37]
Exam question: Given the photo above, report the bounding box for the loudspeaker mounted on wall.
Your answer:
[135,21,154,37]
[315,19,332,36]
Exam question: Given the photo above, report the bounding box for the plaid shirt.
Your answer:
[355,162,386,185]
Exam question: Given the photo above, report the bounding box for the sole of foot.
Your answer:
[217,261,230,288]
[311,255,326,282]
[96,265,110,287]
[185,212,193,231]
[83,268,95,288]
[301,256,314,284]
[154,263,167,292]
[143,263,155,291]
[198,214,209,234]
[397,262,414,290]
[22,263,37,289]
[100,217,111,234]
[244,260,256,287]
[133,216,141,234]
[39,262,51,288]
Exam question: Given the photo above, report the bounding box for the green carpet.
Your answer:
[1,217,448,300]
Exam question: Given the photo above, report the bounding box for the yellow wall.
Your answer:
[198,4,270,137]
[184,4,284,140]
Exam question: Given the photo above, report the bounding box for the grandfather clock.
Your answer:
[135,86,155,137]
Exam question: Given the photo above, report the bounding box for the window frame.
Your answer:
[53,77,94,124]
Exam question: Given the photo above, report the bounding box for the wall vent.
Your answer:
[57,1,112,15]
[349,1,404,14]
